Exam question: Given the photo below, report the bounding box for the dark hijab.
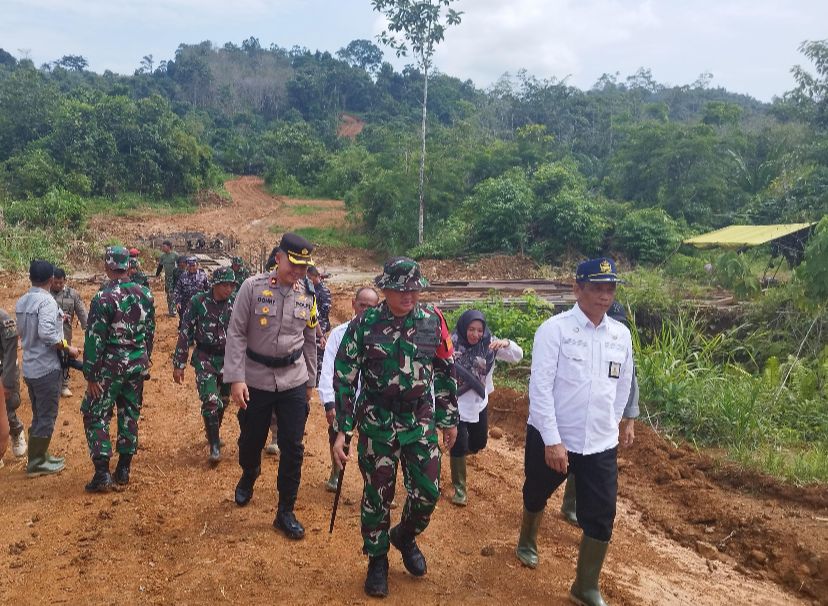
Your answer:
[451,310,497,397]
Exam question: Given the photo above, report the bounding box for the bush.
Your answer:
[797,216,828,301]
[530,190,606,260]
[714,251,760,300]
[615,208,682,264]
[3,187,87,230]
[408,216,470,259]
[464,173,534,254]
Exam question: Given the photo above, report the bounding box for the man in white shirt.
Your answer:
[317,286,379,491]
[516,257,633,606]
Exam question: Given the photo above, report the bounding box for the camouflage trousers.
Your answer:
[80,372,144,460]
[357,414,441,557]
[165,274,176,314]
[196,370,230,421]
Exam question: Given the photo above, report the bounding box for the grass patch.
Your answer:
[86,193,197,217]
[289,204,319,216]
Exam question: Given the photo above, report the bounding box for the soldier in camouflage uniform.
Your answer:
[128,258,150,287]
[171,255,188,293]
[173,257,208,323]
[332,257,458,598]
[155,241,179,316]
[231,256,251,292]
[50,268,89,397]
[307,265,331,387]
[0,308,25,457]
[81,246,155,492]
[173,267,236,465]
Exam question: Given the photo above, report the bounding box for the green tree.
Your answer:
[797,217,828,301]
[371,0,463,244]
[337,39,384,74]
[615,208,681,264]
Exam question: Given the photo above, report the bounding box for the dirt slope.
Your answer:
[1,177,825,605]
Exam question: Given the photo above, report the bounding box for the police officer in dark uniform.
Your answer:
[223,233,319,540]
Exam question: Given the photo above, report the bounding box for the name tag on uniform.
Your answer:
[608,362,621,379]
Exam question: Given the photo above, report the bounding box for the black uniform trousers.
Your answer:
[237,384,309,511]
[449,406,489,457]
[522,424,617,542]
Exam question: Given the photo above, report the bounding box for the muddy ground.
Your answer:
[1,177,825,605]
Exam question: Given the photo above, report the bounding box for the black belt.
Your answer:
[375,396,429,415]
[196,342,225,356]
[246,347,302,368]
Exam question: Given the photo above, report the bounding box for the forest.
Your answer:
[0,38,826,262]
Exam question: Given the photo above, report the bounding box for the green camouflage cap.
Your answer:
[210,266,236,285]
[105,246,130,270]
[374,256,429,292]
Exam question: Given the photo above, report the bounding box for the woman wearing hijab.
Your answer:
[450,309,523,506]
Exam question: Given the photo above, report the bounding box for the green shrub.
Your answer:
[408,216,470,259]
[464,173,533,254]
[797,216,828,301]
[530,190,606,259]
[615,208,682,264]
[663,253,713,282]
[4,187,87,230]
[714,250,760,299]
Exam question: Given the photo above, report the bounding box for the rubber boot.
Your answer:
[26,435,65,477]
[364,554,389,598]
[114,454,132,485]
[389,524,427,577]
[450,456,467,506]
[569,535,610,606]
[561,474,579,526]
[515,507,543,568]
[205,418,221,465]
[85,457,112,492]
[324,462,339,493]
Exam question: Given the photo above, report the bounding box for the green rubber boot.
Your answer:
[515,508,543,568]
[324,463,339,493]
[26,435,65,477]
[561,474,578,526]
[569,535,610,606]
[450,456,467,506]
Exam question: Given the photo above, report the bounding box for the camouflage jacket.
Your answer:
[173,270,208,309]
[131,271,150,287]
[316,281,332,334]
[171,267,184,289]
[83,278,155,382]
[173,290,236,374]
[0,308,20,390]
[334,301,458,439]
[233,266,252,292]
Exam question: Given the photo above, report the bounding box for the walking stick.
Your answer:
[329,434,352,534]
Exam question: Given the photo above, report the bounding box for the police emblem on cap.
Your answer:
[600,259,611,273]
[301,248,308,255]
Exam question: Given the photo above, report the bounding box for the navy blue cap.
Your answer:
[575,257,623,283]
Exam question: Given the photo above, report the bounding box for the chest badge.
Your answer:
[262,289,273,297]
[608,362,621,379]
[262,306,270,314]
[260,317,268,327]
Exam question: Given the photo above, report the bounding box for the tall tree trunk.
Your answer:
[418,64,429,245]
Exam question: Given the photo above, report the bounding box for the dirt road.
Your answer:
[1,178,825,605]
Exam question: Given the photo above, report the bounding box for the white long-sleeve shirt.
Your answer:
[457,338,523,423]
[317,321,350,406]
[527,304,633,455]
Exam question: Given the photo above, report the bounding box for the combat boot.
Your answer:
[389,525,426,577]
[516,507,544,568]
[205,418,221,465]
[273,507,305,540]
[324,463,339,493]
[114,454,132,485]
[569,535,610,606]
[234,466,260,506]
[450,456,467,506]
[561,475,579,526]
[85,457,112,492]
[364,554,389,598]
[26,435,65,477]
[11,431,27,458]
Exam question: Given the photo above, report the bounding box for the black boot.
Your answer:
[234,466,260,506]
[205,418,221,465]
[114,454,132,485]
[364,555,389,598]
[85,457,112,492]
[389,524,427,577]
[273,507,305,540]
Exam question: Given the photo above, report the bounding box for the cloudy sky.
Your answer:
[2,0,826,101]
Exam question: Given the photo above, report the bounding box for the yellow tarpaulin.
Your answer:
[683,223,816,249]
